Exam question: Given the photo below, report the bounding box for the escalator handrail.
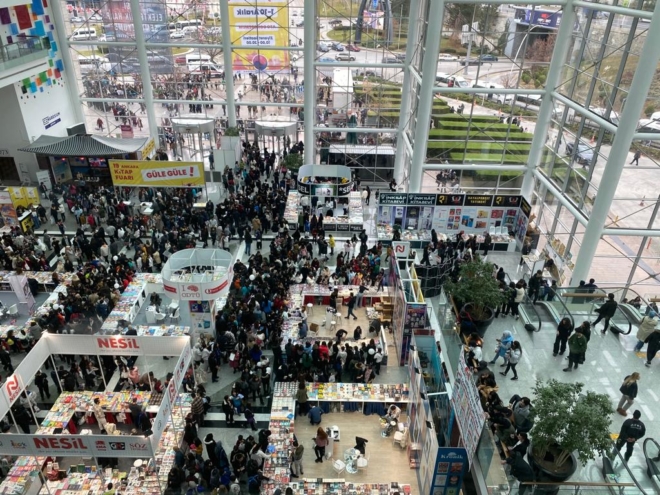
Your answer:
[557,286,650,308]
[611,305,633,335]
[503,273,542,332]
[555,286,634,335]
[604,439,651,495]
[541,286,575,329]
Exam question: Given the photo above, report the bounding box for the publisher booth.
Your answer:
[0,334,192,495]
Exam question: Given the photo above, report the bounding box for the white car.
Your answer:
[438,53,458,61]
[70,16,84,23]
[170,30,185,39]
[89,14,102,21]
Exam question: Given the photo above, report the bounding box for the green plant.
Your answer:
[522,73,532,84]
[282,153,303,172]
[531,379,613,469]
[224,126,240,137]
[645,104,657,117]
[443,260,505,320]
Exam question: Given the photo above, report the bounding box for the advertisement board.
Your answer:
[109,160,205,187]
[163,278,230,301]
[228,0,290,73]
[0,434,153,458]
[8,187,27,208]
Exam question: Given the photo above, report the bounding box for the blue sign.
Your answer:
[431,447,468,495]
[372,0,379,9]
[515,8,562,28]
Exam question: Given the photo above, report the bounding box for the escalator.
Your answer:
[555,287,635,335]
[619,303,644,326]
[518,294,574,333]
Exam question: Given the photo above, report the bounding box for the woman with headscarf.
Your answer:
[634,310,659,352]
[489,330,513,366]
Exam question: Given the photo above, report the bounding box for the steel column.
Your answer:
[570,0,660,284]
[521,3,576,199]
[408,0,445,192]
[303,0,316,164]
[220,0,237,127]
[393,0,421,185]
[128,0,159,144]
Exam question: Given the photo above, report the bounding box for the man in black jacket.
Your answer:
[505,452,535,495]
[615,410,646,461]
[527,270,543,303]
[592,293,618,334]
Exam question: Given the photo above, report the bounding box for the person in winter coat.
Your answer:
[527,270,543,303]
[617,373,640,416]
[615,410,646,461]
[512,283,525,320]
[592,293,618,333]
[634,311,659,352]
[564,328,588,372]
[505,452,535,495]
[553,317,574,356]
[204,433,219,466]
[645,330,660,367]
[489,330,513,365]
[500,341,522,380]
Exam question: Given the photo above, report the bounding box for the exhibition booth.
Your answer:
[377,192,532,250]
[0,334,192,495]
[284,190,364,234]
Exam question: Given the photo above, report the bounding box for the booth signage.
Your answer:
[436,194,465,206]
[464,195,494,207]
[141,138,156,158]
[338,182,353,195]
[408,194,437,206]
[163,279,229,301]
[379,193,408,205]
[296,181,354,197]
[33,436,89,455]
[96,336,141,354]
[520,197,532,216]
[336,224,350,232]
[349,224,363,233]
[109,160,205,187]
[432,447,468,495]
[392,241,411,258]
[3,374,22,404]
[297,182,311,195]
[493,195,522,207]
[0,434,153,457]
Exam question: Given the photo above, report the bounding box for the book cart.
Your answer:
[0,335,193,495]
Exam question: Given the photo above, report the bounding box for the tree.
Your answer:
[190,30,224,64]
[443,259,506,321]
[443,4,499,36]
[526,34,556,63]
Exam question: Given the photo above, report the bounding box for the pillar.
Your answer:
[128,0,159,144]
[303,0,316,165]
[392,0,421,185]
[407,0,444,193]
[521,4,577,199]
[220,0,237,127]
[571,0,660,284]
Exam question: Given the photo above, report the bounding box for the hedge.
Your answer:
[448,153,530,164]
[426,142,532,154]
[427,130,534,141]
[437,122,517,132]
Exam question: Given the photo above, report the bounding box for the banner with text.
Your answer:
[229,0,290,72]
[109,160,205,188]
[0,434,153,458]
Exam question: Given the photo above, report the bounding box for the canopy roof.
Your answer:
[19,134,148,157]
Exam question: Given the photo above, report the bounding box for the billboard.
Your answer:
[228,0,290,72]
[108,160,205,187]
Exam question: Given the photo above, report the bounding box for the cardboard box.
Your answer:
[310,323,319,333]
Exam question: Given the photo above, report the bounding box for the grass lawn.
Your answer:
[319,0,363,18]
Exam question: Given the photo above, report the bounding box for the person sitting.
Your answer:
[384,405,401,422]
[354,436,368,455]
[308,405,324,425]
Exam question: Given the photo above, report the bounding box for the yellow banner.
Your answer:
[23,187,40,207]
[8,187,28,208]
[108,160,205,187]
[229,0,290,72]
[141,138,156,159]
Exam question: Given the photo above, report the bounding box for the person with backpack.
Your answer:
[564,325,588,372]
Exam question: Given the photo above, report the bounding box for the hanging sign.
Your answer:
[109,160,205,188]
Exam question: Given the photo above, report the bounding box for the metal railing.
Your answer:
[0,37,50,68]
[555,287,636,335]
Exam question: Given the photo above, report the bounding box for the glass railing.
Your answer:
[0,37,50,71]
[507,273,574,332]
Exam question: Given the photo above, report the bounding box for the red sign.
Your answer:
[34,437,88,450]
[164,284,177,294]
[204,280,227,294]
[4,374,22,404]
[97,337,140,350]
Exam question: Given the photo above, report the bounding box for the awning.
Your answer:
[19,134,148,157]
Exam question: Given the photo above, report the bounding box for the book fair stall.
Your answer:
[377,192,531,251]
[258,382,414,495]
[0,334,192,495]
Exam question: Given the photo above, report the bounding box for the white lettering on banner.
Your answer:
[3,374,22,404]
[141,166,200,182]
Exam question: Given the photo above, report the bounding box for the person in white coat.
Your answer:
[634,311,659,352]
[500,341,522,380]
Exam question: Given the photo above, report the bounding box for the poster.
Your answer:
[405,207,419,230]
[420,207,433,230]
[36,171,52,192]
[450,352,485,467]
[229,0,290,72]
[432,207,446,232]
[8,274,36,315]
[23,187,40,207]
[0,191,18,227]
[109,160,205,187]
[431,448,468,495]
[8,187,27,208]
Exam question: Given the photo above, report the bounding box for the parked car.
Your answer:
[329,19,343,26]
[296,19,305,27]
[318,56,335,63]
[382,56,399,63]
[170,30,185,39]
[70,16,84,23]
[394,53,405,62]
[89,14,102,21]
[331,42,344,51]
[438,53,458,61]
[335,52,355,61]
[353,68,376,77]
[317,42,330,52]
[565,141,597,165]
[459,58,483,66]
[205,27,222,35]
[346,44,361,52]
[479,54,499,62]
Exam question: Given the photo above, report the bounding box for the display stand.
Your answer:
[0,335,193,495]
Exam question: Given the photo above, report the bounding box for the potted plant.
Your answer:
[282,153,303,174]
[223,126,240,137]
[443,259,505,337]
[527,379,613,482]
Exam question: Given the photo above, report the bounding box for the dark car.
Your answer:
[565,141,597,165]
[479,54,499,62]
[329,19,343,26]
[382,56,399,64]
[459,58,483,66]
[394,53,405,62]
